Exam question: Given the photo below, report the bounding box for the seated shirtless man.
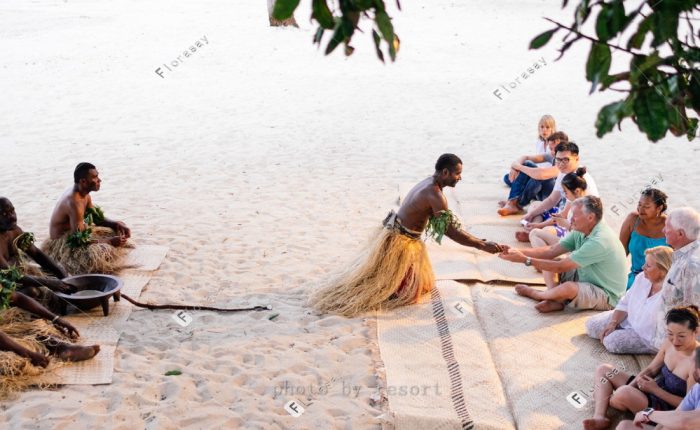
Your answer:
[0,197,74,312]
[44,162,132,274]
[310,153,507,317]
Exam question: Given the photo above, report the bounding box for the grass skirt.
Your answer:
[41,227,133,275]
[0,308,70,398]
[310,227,434,317]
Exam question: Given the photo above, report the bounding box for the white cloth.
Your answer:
[614,273,662,348]
[553,170,599,196]
[534,139,550,168]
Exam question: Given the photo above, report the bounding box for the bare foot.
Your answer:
[514,284,542,301]
[583,417,611,430]
[498,204,523,216]
[535,300,565,313]
[515,231,530,242]
[56,344,101,362]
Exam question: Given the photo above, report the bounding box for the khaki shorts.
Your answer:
[560,270,613,311]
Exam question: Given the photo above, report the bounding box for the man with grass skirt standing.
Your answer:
[310,154,505,317]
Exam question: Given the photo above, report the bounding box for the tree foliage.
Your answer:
[273,0,699,142]
[531,0,700,142]
[272,0,401,62]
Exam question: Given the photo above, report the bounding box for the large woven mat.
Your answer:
[33,245,167,385]
[398,182,544,285]
[473,284,641,429]
[376,280,515,430]
[377,281,644,429]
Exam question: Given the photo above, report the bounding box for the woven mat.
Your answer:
[473,284,641,429]
[376,281,643,429]
[33,246,167,385]
[398,182,544,285]
[376,280,515,430]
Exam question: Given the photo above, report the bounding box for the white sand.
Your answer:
[1,0,698,428]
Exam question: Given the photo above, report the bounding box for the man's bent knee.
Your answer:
[556,281,579,298]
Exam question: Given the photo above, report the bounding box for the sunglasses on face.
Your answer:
[555,157,571,164]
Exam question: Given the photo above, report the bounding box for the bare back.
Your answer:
[49,188,92,239]
[397,177,448,232]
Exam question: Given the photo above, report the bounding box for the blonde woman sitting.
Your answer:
[585,246,673,354]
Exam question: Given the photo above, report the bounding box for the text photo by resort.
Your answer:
[1,0,699,429]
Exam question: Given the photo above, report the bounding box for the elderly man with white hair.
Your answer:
[651,207,700,349]
[499,195,628,313]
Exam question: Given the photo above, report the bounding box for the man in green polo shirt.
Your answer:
[499,196,627,313]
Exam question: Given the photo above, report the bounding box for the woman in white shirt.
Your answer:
[585,246,674,354]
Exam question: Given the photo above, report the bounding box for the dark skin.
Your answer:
[0,198,74,294]
[398,163,505,254]
[0,291,100,367]
[619,195,667,255]
[48,168,130,245]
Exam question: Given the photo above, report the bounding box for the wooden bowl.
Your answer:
[56,274,123,316]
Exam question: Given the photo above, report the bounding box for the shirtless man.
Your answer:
[0,197,74,300]
[399,154,504,253]
[311,153,506,317]
[49,162,130,244]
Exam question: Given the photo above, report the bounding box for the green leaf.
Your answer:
[313,26,325,45]
[325,18,353,55]
[372,29,385,63]
[586,43,611,93]
[529,29,557,50]
[351,0,374,9]
[375,11,394,45]
[667,103,686,137]
[312,0,335,29]
[688,74,700,112]
[164,370,182,376]
[272,0,301,21]
[651,9,679,47]
[575,0,591,28]
[634,88,670,141]
[630,52,662,83]
[687,118,698,141]
[595,98,633,137]
[627,15,652,50]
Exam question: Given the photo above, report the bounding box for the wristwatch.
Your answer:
[524,257,532,267]
[641,407,655,422]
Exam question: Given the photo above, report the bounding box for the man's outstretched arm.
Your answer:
[25,244,68,279]
[445,225,502,254]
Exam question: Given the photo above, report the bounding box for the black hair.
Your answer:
[554,141,579,156]
[74,162,96,183]
[547,131,569,143]
[641,188,668,213]
[666,305,700,330]
[561,167,588,193]
[435,154,462,172]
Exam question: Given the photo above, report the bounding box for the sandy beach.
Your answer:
[1,0,699,428]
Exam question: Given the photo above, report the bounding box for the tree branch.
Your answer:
[543,17,638,55]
